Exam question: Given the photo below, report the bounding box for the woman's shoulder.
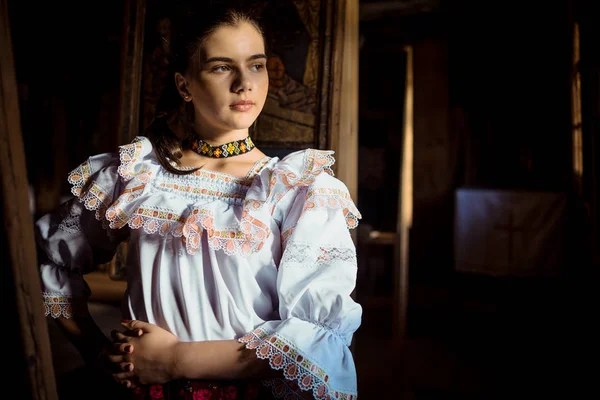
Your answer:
[254,148,360,229]
[66,136,159,199]
[263,147,348,190]
[77,136,156,174]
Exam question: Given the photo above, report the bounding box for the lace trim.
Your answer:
[57,204,81,234]
[103,205,270,256]
[65,141,359,257]
[43,292,73,319]
[302,150,335,178]
[117,137,146,181]
[154,171,249,205]
[239,328,357,400]
[67,163,114,225]
[67,160,93,196]
[267,150,335,206]
[168,155,272,182]
[281,241,357,267]
[304,188,361,230]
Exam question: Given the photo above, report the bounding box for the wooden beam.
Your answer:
[395,45,414,341]
[360,0,442,21]
[118,0,147,145]
[329,0,359,229]
[0,0,58,398]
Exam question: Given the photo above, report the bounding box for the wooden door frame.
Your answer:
[0,0,58,398]
[329,0,359,207]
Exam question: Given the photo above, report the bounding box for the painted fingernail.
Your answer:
[121,319,130,323]
[125,363,133,372]
[124,345,132,353]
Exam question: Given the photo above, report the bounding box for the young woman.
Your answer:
[36,3,362,399]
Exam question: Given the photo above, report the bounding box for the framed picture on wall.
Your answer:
[120,0,336,157]
[251,0,334,154]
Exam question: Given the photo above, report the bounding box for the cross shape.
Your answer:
[493,209,525,265]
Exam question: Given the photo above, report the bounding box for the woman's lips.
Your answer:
[230,100,254,112]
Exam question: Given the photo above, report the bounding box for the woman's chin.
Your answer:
[229,116,260,131]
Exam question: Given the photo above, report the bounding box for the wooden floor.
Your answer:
[48,271,592,399]
[353,274,592,399]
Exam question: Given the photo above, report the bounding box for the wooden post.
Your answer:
[0,0,58,398]
[395,46,414,341]
[118,0,147,145]
[329,0,359,240]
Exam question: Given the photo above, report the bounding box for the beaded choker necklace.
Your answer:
[191,136,255,158]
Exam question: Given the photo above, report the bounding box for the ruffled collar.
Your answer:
[69,136,360,257]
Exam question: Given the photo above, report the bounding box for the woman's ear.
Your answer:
[174,72,192,102]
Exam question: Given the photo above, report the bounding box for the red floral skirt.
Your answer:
[129,379,275,400]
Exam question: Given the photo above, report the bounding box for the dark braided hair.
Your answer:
[144,1,266,175]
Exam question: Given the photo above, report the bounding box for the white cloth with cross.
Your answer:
[454,188,567,277]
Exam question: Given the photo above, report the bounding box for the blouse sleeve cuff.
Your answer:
[239,318,358,400]
[40,262,90,319]
[43,292,74,319]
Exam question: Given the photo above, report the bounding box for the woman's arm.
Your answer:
[176,339,276,380]
[110,320,278,386]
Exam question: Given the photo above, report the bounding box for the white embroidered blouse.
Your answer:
[36,136,362,400]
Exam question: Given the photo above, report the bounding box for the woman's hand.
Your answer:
[109,320,181,387]
[105,322,143,388]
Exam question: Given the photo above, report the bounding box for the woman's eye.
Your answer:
[212,65,230,73]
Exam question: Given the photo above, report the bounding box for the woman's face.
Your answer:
[182,22,268,137]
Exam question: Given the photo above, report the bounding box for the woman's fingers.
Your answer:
[120,362,134,372]
[123,328,144,337]
[111,328,143,342]
[119,379,138,389]
[112,369,136,383]
[107,353,130,364]
[111,329,127,342]
[107,336,134,355]
[117,342,134,354]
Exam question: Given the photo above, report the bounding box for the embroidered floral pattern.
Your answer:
[159,180,246,201]
[130,380,265,400]
[263,378,312,400]
[43,292,73,319]
[239,328,357,400]
[149,384,165,399]
[281,241,357,267]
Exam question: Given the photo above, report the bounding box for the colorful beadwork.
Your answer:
[192,136,255,158]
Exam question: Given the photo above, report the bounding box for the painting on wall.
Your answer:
[136,0,334,154]
[253,0,330,151]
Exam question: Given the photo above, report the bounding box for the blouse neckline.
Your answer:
[168,156,274,183]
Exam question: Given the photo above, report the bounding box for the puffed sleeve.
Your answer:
[36,152,128,318]
[239,149,362,400]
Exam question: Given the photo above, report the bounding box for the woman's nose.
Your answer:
[232,70,253,93]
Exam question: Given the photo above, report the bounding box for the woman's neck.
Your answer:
[194,128,250,146]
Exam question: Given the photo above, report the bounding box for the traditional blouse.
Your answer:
[36,136,362,400]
